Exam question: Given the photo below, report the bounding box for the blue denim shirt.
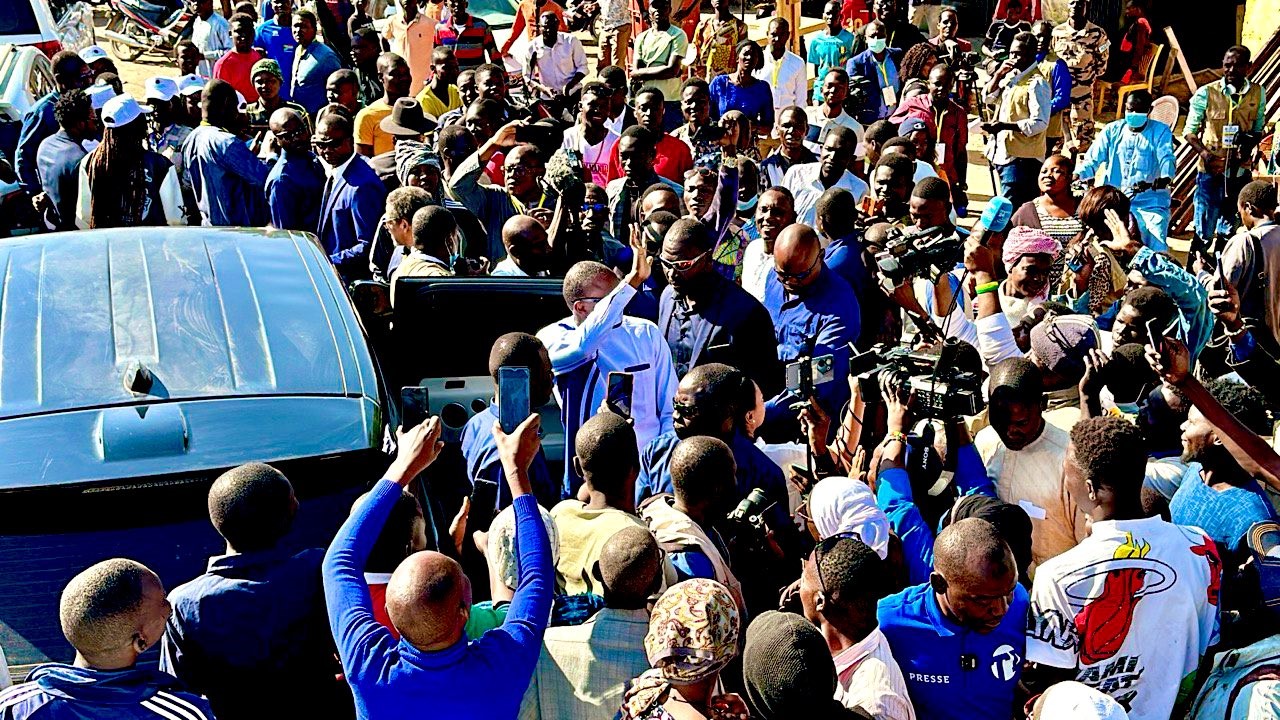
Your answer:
[290,41,343,115]
[460,403,560,509]
[178,124,272,226]
[15,91,59,195]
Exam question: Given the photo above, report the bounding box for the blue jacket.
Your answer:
[845,48,903,125]
[14,91,59,195]
[160,546,350,720]
[318,154,387,280]
[0,665,213,720]
[324,480,553,720]
[1130,246,1212,360]
[178,124,272,226]
[637,429,790,529]
[266,148,325,232]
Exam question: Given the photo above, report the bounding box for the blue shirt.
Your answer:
[1037,53,1073,117]
[708,73,774,128]
[760,264,860,440]
[178,124,272,226]
[266,149,325,232]
[460,403,559,509]
[846,49,901,125]
[15,91,59,195]
[636,430,790,529]
[323,481,553,720]
[878,582,1029,720]
[160,546,348,720]
[876,448,994,586]
[1170,463,1275,552]
[1129,246,1213,360]
[4,665,215,720]
[255,19,298,100]
[1078,118,1176,194]
[290,40,343,115]
[35,129,87,231]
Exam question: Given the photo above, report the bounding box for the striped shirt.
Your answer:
[434,14,496,69]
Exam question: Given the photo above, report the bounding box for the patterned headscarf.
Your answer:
[620,579,740,719]
[1002,225,1062,272]
[394,140,443,187]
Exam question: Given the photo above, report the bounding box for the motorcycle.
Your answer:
[99,0,195,62]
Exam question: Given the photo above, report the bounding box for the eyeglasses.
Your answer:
[573,296,605,305]
[657,250,709,274]
[580,202,607,213]
[775,254,820,282]
[504,165,538,178]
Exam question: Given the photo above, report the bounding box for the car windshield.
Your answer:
[0,0,41,35]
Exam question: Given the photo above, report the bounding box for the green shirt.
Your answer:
[635,25,689,100]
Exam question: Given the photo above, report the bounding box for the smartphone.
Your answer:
[515,124,558,146]
[1145,317,1165,353]
[606,371,634,419]
[468,478,499,532]
[498,366,531,434]
[400,385,430,431]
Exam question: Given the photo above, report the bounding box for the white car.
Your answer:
[0,0,96,58]
[0,44,51,235]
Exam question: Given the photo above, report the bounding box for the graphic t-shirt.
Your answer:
[807,29,855,103]
[561,125,619,188]
[1026,516,1222,720]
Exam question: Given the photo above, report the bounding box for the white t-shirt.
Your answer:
[562,125,619,188]
[1027,516,1221,720]
[741,237,773,302]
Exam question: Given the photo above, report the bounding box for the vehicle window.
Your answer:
[47,0,70,20]
[0,0,42,35]
[28,60,53,97]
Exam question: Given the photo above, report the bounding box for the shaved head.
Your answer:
[385,551,472,648]
[60,559,168,664]
[773,224,822,291]
[598,526,662,608]
[934,518,1014,584]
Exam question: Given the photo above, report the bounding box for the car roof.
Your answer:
[0,227,375,420]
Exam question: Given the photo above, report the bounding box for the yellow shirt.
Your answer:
[417,83,462,119]
[354,99,396,156]
[549,500,646,596]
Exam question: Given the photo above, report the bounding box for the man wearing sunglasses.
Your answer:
[313,112,388,281]
[537,249,677,499]
[265,106,325,233]
[759,224,860,442]
[656,218,781,397]
[799,536,914,719]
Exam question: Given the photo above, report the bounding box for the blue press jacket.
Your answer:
[0,665,213,720]
[317,154,387,280]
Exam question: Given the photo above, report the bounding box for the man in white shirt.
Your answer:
[524,11,586,113]
[1025,416,1220,720]
[742,186,796,301]
[755,18,806,124]
[537,254,677,496]
[799,535,915,720]
[782,125,868,228]
[561,83,619,188]
[190,0,232,78]
[805,68,865,150]
[976,357,1086,570]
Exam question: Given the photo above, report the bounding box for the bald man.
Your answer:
[537,253,678,498]
[1,559,215,720]
[492,215,553,277]
[265,106,324,232]
[520,526,660,719]
[758,223,860,442]
[323,413,553,719]
[877,518,1028,720]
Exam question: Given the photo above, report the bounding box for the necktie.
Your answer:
[319,173,335,236]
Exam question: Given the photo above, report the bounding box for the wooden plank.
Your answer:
[1164,26,1198,94]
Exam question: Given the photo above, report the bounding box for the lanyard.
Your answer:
[511,191,547,215]
[877,59,891,87]
[772,56,782,87]
[934,107,947,141]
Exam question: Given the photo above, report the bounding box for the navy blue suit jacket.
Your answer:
[317,154,386,280]
[845,47,905,126]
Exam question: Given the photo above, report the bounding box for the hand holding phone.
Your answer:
[401,385,430,431]
[606,371,634,420]
[498,367,532,434]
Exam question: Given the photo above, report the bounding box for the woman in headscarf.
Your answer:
[394,139,487,263]
[620,579,747,720]
[804,476,891,560]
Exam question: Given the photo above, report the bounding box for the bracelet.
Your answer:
[975,280,1000,295]
[886,430,908,444]
[1226,324,1249,340]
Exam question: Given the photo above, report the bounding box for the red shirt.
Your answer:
[213,49,265,103]
[366,580,401,640]
[607,133,694,185]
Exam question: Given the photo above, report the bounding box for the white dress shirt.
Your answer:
[833,628,916,720]
[537,281,677,453]
[525,34,587,99]
[742,237,773,302]
[491,257,529,276]
[191,12,232,78]
[755,49,807,118]
[781,162,869,228]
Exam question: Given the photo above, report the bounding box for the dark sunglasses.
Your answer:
[657,250,709,273]
[775,254,820,282]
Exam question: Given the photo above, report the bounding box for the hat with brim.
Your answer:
[177,74,206,96]
[898,117,929,136]
[79,45,109,64]
[102,94,154,129]
[87,83,119,111]
[380,97,438,137]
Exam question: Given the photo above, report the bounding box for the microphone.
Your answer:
[969,196,1013,246]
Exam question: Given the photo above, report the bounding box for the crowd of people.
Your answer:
[5,0,1280,717]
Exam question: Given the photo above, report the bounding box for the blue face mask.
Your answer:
[868,38,887,53]
[737,195,758,213]
[1124,112,1148,130]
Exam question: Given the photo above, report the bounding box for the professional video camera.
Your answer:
[943,46,982,84]
[849,340,986,419]
[844,75,875,117]
[874,224,962,286]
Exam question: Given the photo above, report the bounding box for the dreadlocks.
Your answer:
[85,120,149,228]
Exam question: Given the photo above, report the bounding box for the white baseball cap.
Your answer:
[145,76,179,102]
[79,45,109,64]
[235,90,247,111]
[86,82,118,111]
[177,73,206,97]
[101,95,154,129]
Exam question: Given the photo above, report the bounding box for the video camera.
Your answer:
[849,341,986,419]
[874,225,962,286]
[724,488,775,547]
[844,75,875,117]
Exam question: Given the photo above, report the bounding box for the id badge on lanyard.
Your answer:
[1222,124,1240,149]
[878,62,896,107]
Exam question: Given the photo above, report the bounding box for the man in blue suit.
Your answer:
[313,112,387,281]
[845,21,904,126]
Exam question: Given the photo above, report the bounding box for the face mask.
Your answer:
[868,38,887,53]
[1124,112,1148,129]
[737,195,758,213]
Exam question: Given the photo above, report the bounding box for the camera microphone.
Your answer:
[960,654,978,671]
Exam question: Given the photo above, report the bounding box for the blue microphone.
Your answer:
[978,196,1014,234]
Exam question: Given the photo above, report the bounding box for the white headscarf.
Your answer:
[807,477,890,559]
[1033,682,1128,720]
[486,502,559,591]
